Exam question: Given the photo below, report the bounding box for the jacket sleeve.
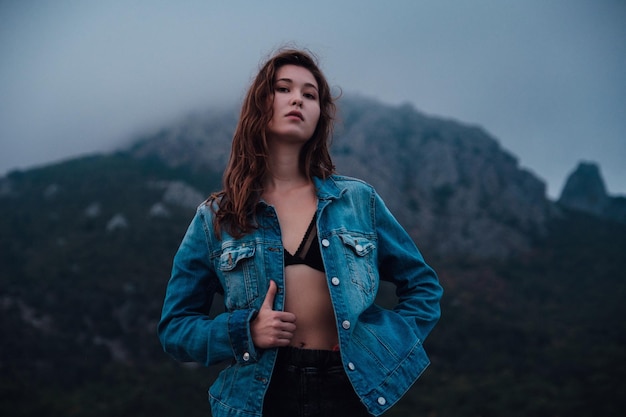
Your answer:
[373,191,443,342]
[157,208,258,366]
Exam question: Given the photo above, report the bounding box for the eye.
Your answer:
[304,92,317,100]
[275,85,289,93]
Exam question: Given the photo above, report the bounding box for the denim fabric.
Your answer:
[158,175,443,417]
[263,347,371,417]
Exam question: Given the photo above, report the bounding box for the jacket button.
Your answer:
[377,396,386,406]
[331,277,340,286]
[342,320,351,330]
[347,362,355,371]
[355,244,363,252]
[321,239,330,247]
[243,352,250,361]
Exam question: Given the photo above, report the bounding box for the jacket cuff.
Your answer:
[228,308,259,364]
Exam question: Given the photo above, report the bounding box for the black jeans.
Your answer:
[263,346,371,417]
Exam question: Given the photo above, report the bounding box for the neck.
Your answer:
[264,139,309,192]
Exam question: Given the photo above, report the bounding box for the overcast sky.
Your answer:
[1,0,624,198]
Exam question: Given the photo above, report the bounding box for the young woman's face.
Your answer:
[266,65,321,144]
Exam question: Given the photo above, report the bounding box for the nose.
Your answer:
[291,95,303,107]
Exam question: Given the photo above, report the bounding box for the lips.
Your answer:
[285,110,304,121]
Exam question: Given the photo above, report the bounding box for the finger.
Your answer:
[261,280,277,310]
[273,338,291,347]
[276,311,297,324]
[276,319,297,333]
[278,331,294,341]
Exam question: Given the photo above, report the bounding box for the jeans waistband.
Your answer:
[276,346,342,370]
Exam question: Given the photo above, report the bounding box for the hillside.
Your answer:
[1,97,625,416]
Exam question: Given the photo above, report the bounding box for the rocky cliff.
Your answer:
[130,95,555,259]
[558,161,626,224]
[332,96,554,259]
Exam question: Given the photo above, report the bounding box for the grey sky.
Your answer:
[1,0,624,198]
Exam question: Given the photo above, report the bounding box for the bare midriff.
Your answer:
[283,264,338,350]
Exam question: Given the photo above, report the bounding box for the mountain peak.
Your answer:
[558,161,609,214]
[558,161,626,223]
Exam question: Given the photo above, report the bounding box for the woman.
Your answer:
[158,48,443,417]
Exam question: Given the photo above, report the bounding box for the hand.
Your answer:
[251,280,297,349]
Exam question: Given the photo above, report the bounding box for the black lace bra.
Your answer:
[283,215,325,272]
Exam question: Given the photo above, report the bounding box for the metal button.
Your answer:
[347,362,355,371]
[321,238,330,247]
[377,396,386,406]
[243,352,250,361]
[331,277,340,286]
[342,320,351,330]
[355,244,363,252]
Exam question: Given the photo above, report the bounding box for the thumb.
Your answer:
[261,280,278,310]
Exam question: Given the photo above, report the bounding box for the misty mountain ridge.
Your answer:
[3,94,622,259]
[130,94,554,259]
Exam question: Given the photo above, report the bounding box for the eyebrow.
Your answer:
[275,78,319,91]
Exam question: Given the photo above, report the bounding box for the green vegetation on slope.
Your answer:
[1,155,624,416]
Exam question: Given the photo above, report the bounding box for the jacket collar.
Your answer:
[256,175,344,210]
[313,175,345,201]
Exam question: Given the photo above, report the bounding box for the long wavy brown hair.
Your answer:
[210,48,337,238]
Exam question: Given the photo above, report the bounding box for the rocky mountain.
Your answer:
[130,95,554,260]
[558,161,626,224]
[1,96,625,417]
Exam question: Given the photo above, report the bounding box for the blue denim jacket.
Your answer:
[158,175,443,416]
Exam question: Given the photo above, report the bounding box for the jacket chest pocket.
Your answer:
[339,233,377,297]
[218,245,260,310]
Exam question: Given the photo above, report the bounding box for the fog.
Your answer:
[1,0,624,198]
